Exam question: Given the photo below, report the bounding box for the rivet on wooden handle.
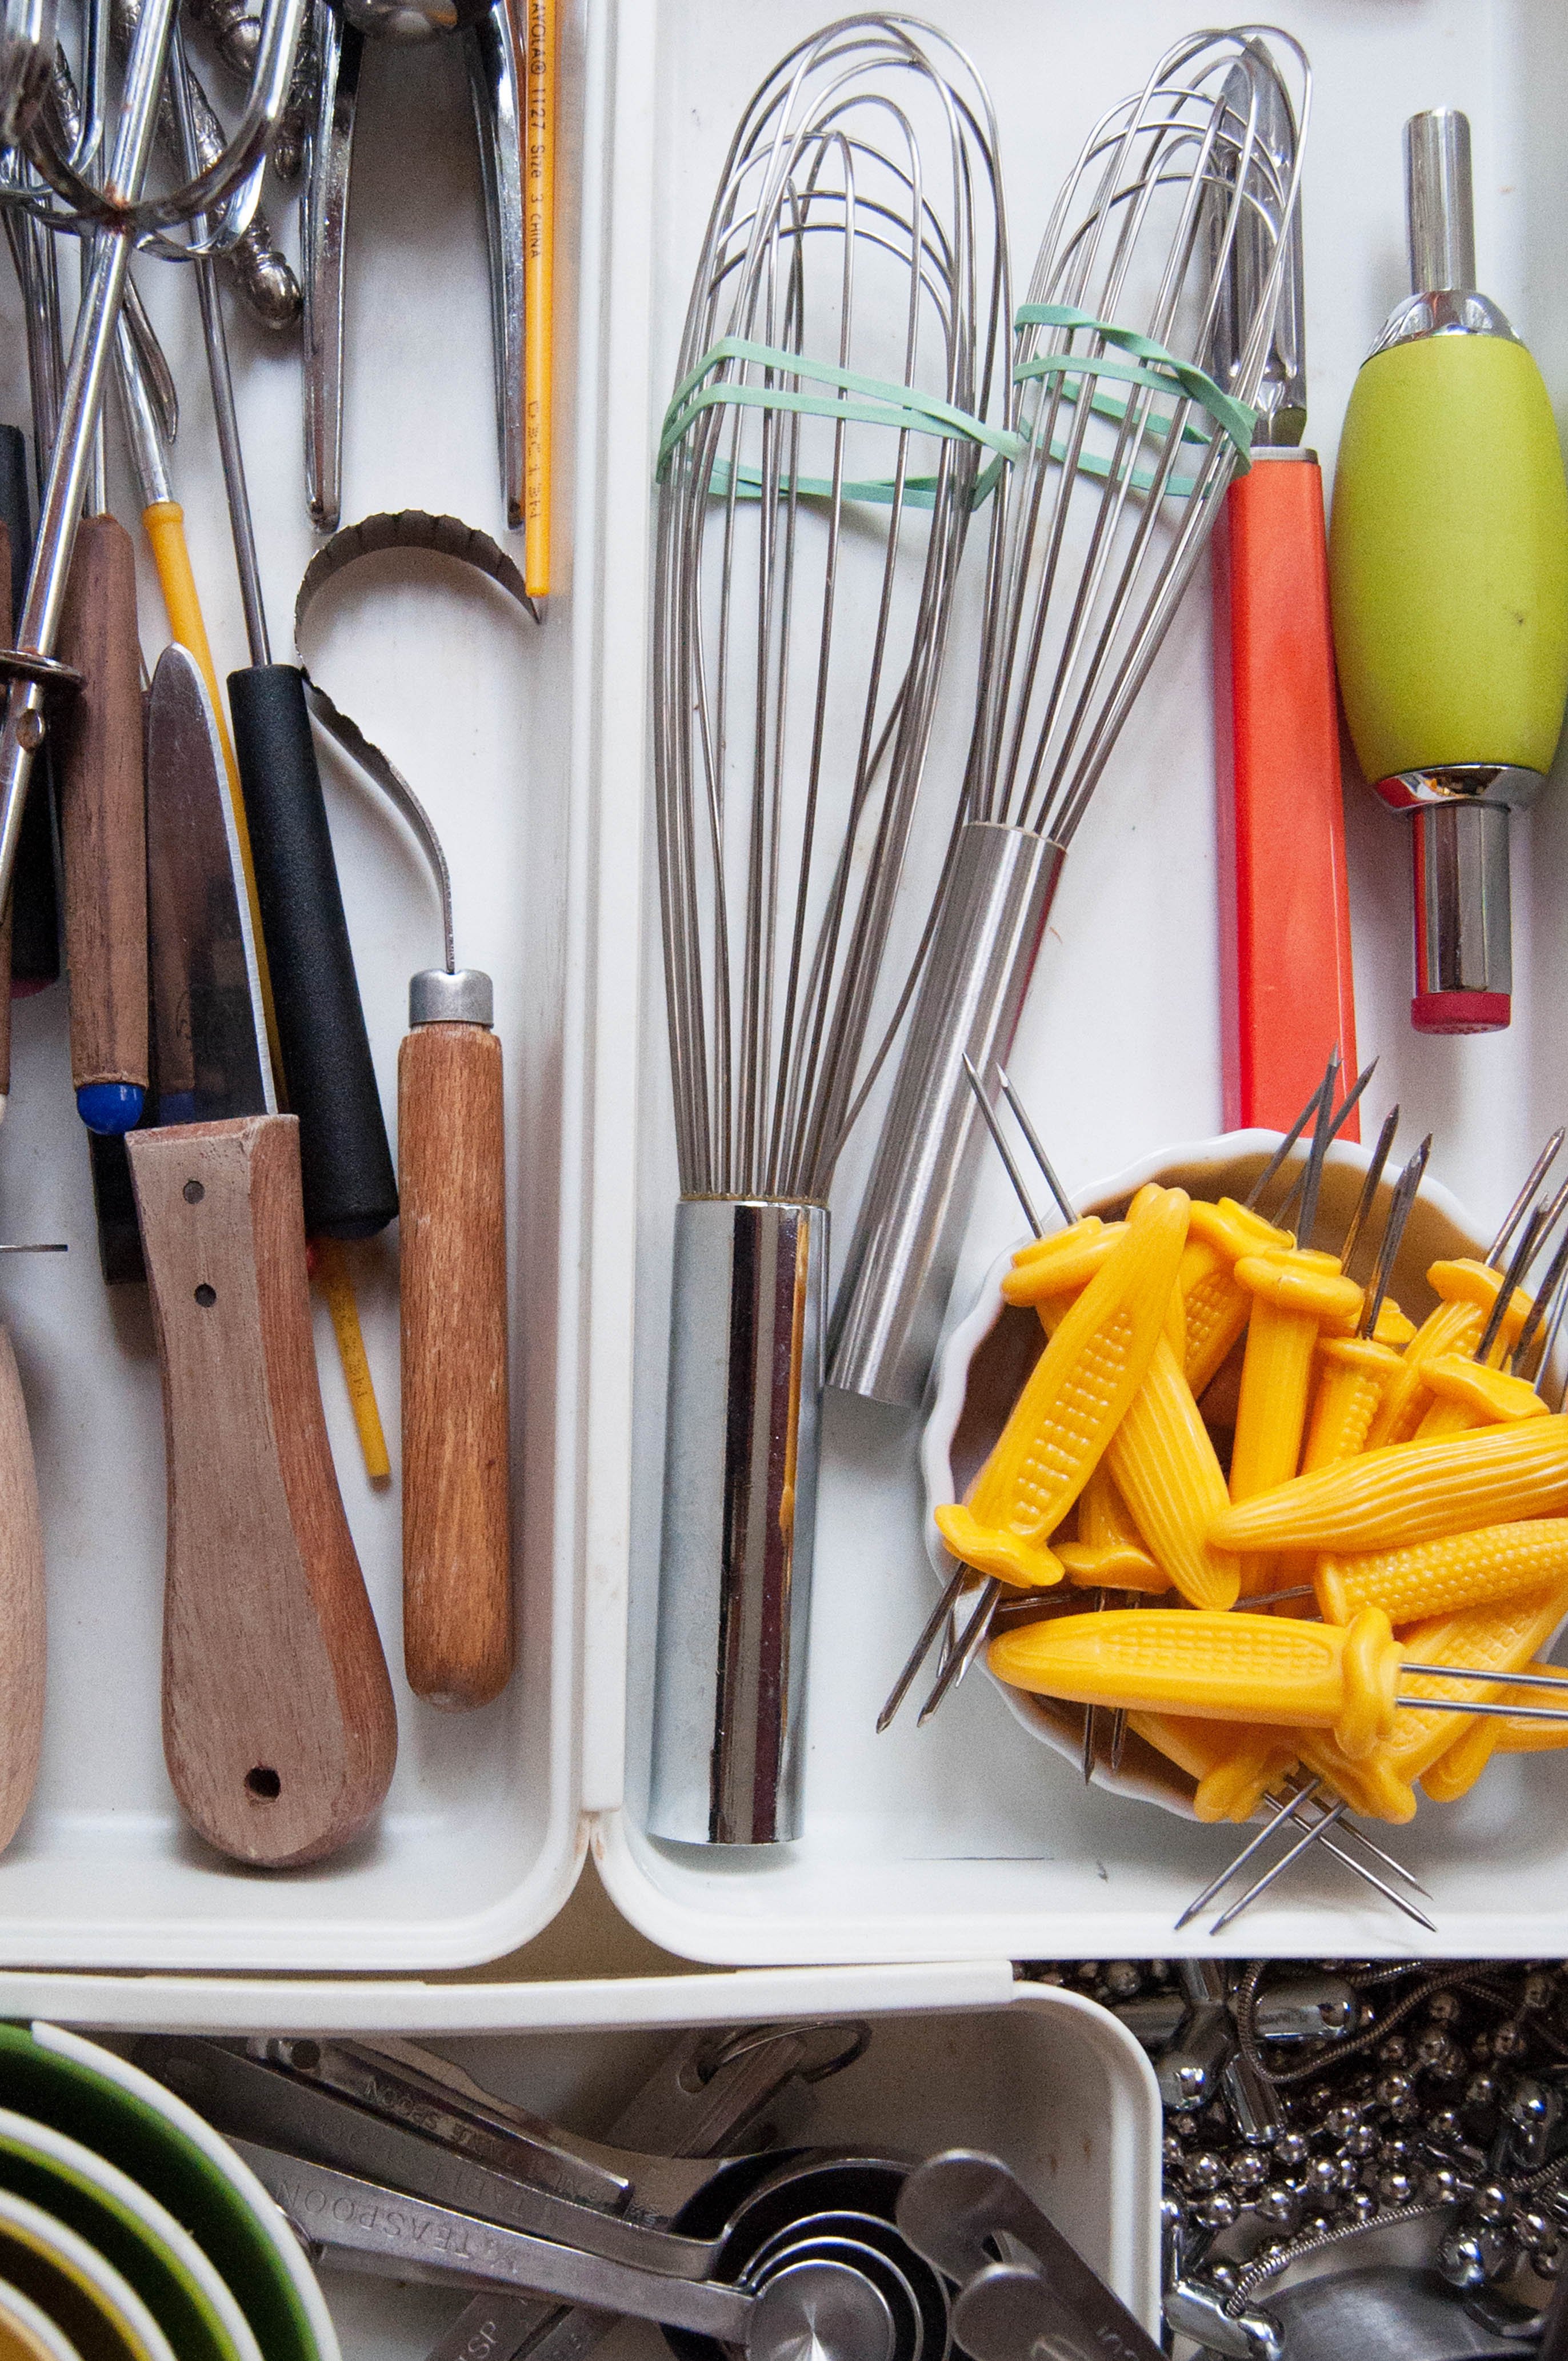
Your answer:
[55,513,149,1109]
[399,1021,513,1708]
[0,1323,44,1855]
[126,1112,397,1864]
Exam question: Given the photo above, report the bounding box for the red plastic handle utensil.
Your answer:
[1214,451,1359,1138]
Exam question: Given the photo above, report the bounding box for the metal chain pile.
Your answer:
[1025,1959,1568,2342]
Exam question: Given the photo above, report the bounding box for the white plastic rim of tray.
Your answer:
[574,0,1568,1964]
[0,1966,1163,2361]
[0,9,605,1961]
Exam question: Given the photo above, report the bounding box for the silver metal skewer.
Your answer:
[963,1056,1045,1241]
[877,1565,967,1733]
[1490,1130,1566,1264]
[1269,1057,1377,1228]
[1175,1777,1328,1928]
[1474,1203,1549,1365]
[1209,1795,1353,1933]
[1338,1106,1399,1276]
[1357,1133,1430,1338]
[917,1577,1002,1725]
[996,1068,1076,1229]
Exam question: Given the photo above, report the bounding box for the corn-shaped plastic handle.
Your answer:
[1413,1352,1548,1441]
[1316,1517,1568,1625]
[1005,1218,1123,1307]
[1229,1251,1365,1596]
[1301,1581,1568,1820]
[1181,1199,1294,1399]
[1330,334,1568,786]
[1230,1252,1365,1496]
[1213,1413,1568,1557]
[1106,1336,1241,1609]
[1302,1336,1402,1473]
[1422,1659,1568,1800]
[937,1189,1190,1588]
[989,1604,1402,1760]
[1127,1709,1298,1824]
[1369,1260,1529,1447]
[1056,1460,1165,1592]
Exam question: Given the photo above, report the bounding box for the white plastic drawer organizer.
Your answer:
[2,0,1568,1972]
[0,1971,1162,2361]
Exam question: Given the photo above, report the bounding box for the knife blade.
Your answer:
[126,642,397,1866]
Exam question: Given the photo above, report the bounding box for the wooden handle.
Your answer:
[55,513,149,1102]
[0,1324,43,1855]
[1214,456,1359,1135]
[126,1112,397,1863]
[399,1021,512,1707]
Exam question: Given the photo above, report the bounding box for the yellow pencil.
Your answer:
[525,0,555,605]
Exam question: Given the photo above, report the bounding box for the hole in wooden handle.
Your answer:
[246,1765,282,1800]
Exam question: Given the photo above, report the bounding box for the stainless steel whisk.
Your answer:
[647,14,1008,1847]
[831,27,1310,1407]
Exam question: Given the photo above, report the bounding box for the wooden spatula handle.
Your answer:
[126,1112,397,1863]
[399,1020,513,1708]
[0,1323,43,1855]
[56,513,149,1112]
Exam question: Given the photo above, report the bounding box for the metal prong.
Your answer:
[1475,1204,1547,1367]
[878,1565,967,1732]
[1292,1049,1341,1247]
[1241,1076,1329,1211]
[917,1575,1001,1724]
[996,1068,1077,1227]
[1174,1778,1326,1930]
[1080,1701,1098,1784]
[1490,1130,1566,1265]
[1358,1134,1430,1339]
[1403,1660,1568,1696]
[1339,1107,1399,1277]
[1403,1696,1568,1725]
[1271,1058,1377,1228]
[963,1058,1045,1240]
[1513,1212,1568,1379]
[1210,1796,1353,1932]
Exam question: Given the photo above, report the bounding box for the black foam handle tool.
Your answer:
[0,426,60,987]
[227,663,397,1239]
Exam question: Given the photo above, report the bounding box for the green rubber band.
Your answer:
[657,334,1023,485]
[1014,301,1257,468]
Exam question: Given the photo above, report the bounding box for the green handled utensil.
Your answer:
[1329,108,1568,1035]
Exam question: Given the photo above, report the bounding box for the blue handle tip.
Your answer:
[78,1082,145,1135]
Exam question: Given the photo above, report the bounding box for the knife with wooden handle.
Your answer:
[126,643,396,1866]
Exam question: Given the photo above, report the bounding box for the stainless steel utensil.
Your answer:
[235,2140,932,2361]
[647,14,1008,1847]
[829,27,1310,1407]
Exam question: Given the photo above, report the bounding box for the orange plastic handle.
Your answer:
[1213,454,1359,1136]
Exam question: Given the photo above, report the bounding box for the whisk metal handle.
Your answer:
[828,823,1063,1409]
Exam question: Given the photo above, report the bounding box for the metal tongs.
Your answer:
[0,0,310,925]
[303,0,525,528]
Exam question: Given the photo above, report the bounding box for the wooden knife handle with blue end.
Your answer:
[0,1323,43,1855]
[126,1111,397,1865]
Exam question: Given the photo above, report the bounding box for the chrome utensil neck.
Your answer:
[1407,109,1474,294]
[651,1199,826,1847]
[1370,110,1516,351]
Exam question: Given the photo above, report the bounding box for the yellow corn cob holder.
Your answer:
[1366,1259,1530,1446]
[929,1129,1568,1849]
[989,1603,1405,1758]
[935,1187,1189,1588]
